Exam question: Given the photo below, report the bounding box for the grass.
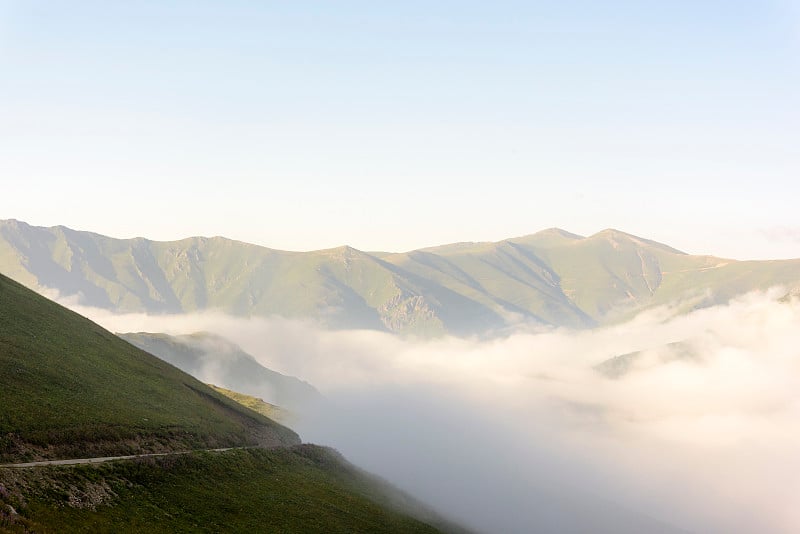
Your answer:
[0,274,461,532]
[208,384,291,424]
[0,273,298,463]
[0,446,447,533]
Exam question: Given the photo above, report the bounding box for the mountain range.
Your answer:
[2,219,799,335]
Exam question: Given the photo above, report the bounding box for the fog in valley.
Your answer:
[63,290,800,534]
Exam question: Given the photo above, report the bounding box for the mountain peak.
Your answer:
[321,244,363,255]
[507,228,584,248]
[590,228,637,239]
[534,227,584,239]
[589,229,686,255]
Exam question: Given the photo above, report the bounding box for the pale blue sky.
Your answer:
[1,1,799,258]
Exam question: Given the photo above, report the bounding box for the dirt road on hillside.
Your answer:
[0,447,244,469]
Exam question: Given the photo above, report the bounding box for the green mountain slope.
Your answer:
[0,447,456,534]
[208,384,291,423]
[0,220,445,335]
[0,272,299,463]
[0,273,461,533]
[395,227,800,326]
[2,219,799,335]
[118,331,321,411]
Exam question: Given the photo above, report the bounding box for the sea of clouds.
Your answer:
[63,289,800,533]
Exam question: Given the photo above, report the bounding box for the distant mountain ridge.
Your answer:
[2,219,799,335]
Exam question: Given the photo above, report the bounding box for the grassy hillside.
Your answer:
[0,447,456,534]
[3,219,799,335]
[387,228,800,328]
[0,220,436,334]
[0,274,465,533]
[118,332,320,411]
[208,384,291,424]
[0,272,298,463]
[386,240,593,329]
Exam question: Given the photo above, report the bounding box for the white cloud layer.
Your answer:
[761,225,800,243]
[66,289,800,533]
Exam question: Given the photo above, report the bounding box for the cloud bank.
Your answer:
[65,290,800,533]
[760,225,800,243]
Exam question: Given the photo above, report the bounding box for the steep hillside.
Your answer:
[0,273,464,533]
[386,238,592,328]
[0,447,458,534]
[505,229,800,320]
[208,385,291,424]
[118,331,321,411]
[0,272,298,463]
[3,219,799,335]
[395,227,800,326]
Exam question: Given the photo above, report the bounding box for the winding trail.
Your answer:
[0,447,246,469]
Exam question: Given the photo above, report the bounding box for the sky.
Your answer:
[1,1,798,259]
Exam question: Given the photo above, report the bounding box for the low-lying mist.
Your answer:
[64,290,800,533]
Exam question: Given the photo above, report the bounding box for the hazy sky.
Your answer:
[1,1,798,258]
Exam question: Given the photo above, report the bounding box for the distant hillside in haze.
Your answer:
[2,219,799,335]
[118,331,321,411]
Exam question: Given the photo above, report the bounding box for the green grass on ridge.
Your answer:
[0,272,298,463]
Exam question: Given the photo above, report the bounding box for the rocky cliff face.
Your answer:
[378,293,443,336]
